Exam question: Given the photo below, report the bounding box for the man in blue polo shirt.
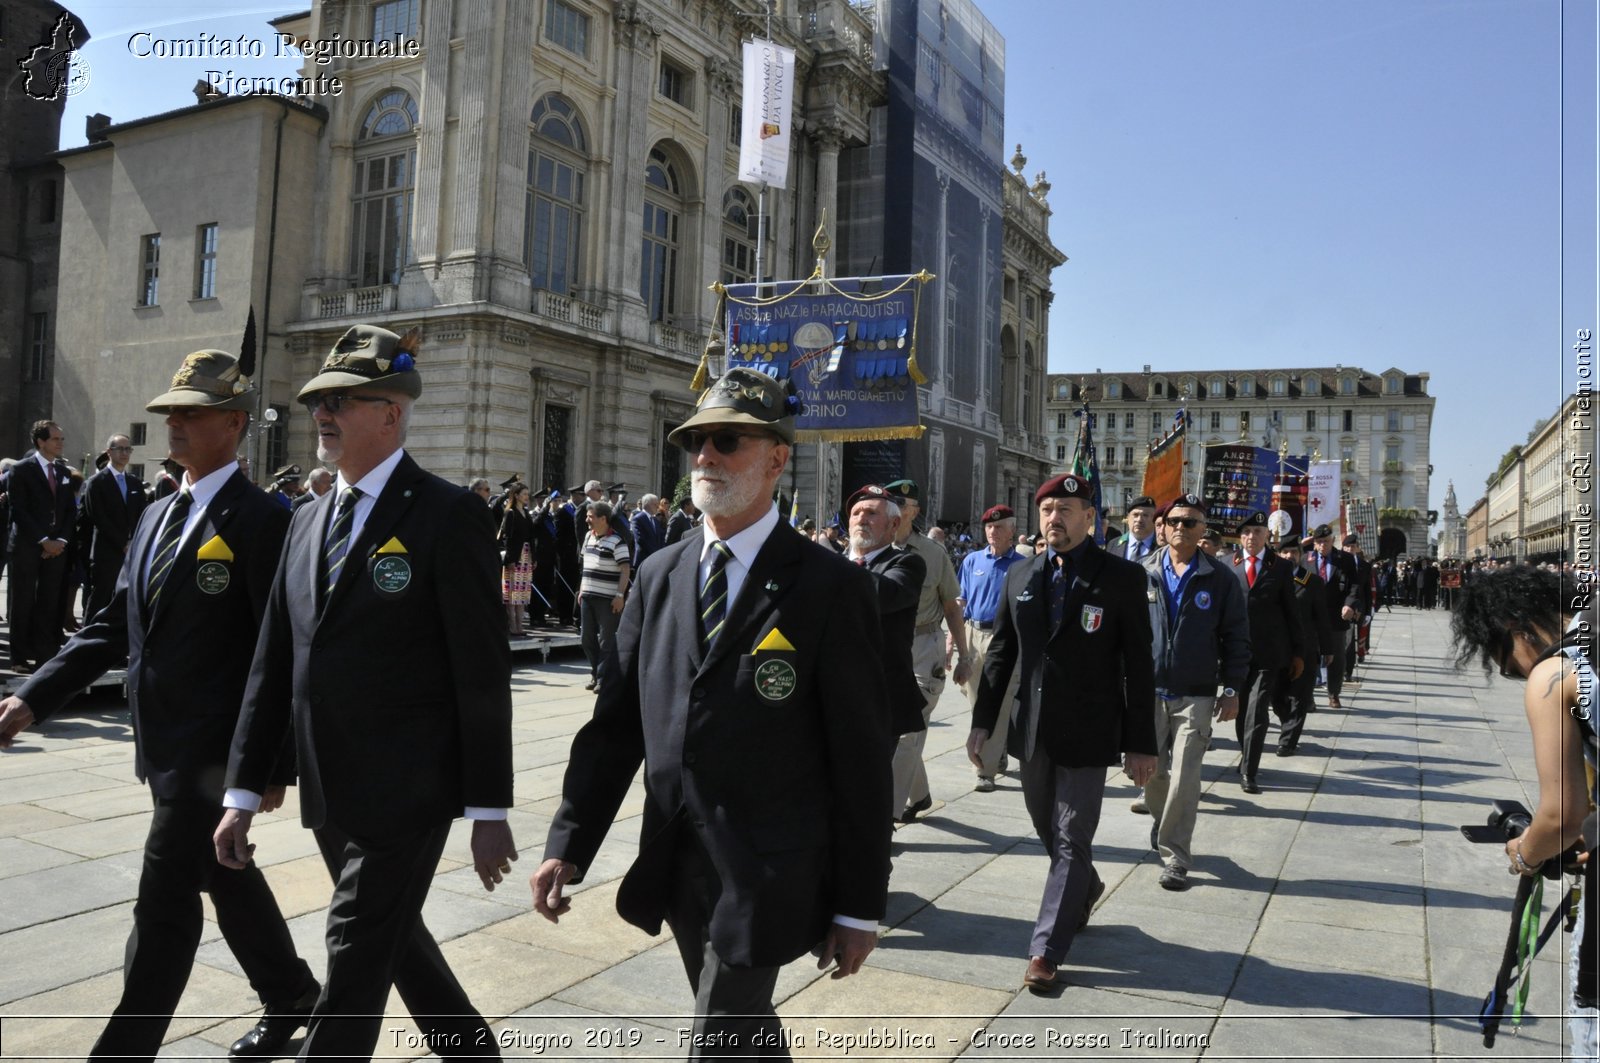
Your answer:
[957,504,1027,792]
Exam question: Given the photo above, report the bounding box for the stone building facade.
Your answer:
[1044,365,1435,555]
[1467,392,1594,563]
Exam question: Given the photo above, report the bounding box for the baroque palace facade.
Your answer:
[43,0,1061,526]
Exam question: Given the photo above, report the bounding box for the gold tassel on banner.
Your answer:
[905,270,933,385]
[797,425,928,443]
[692,284,729,393]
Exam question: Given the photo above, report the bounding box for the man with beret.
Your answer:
[1343,532,1374,673]
[1309,523,1363,708]
[968,473,1157,991]
[883,478,969,822]
[0,350,320,1059]
[958,504,1026,792]
[6,419,75,672]
[1198,527,1222,557]
[1108,496,1157,562]
[534,367,891,1056]
[216,324,515,1059]
[1231,511,1307,790]
[1274,536,1335,754]
[845,484,928,797]
[1137,494,1249,889]
[80,433,147,623]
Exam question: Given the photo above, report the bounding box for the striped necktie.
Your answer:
[699,540,733,649]
[146,490,194,610]
[324,486,362,596]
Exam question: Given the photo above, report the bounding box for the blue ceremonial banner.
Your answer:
[1202,443,1310,535]
[710,274,930,442]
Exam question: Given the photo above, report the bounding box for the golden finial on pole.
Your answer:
[812,210,831,279]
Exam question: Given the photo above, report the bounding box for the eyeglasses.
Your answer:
[301,393,395,415]
[108,445,134,453]
[1165,517,1203,530]
[677,429,770,455]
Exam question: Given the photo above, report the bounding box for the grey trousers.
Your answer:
[1019,756,1106,963]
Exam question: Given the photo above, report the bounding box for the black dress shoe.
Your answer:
[1275,743,1297,757]
[230,990,318,1059]
[899,795,932,824]
[1076,877,1106,931]
[1240,777,1262,795]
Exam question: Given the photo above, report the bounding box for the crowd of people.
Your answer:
[0,327,1593,1059]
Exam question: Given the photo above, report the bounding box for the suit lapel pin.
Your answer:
[403,489,413,498]
[764,580,779,592]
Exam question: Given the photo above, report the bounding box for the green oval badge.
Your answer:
[754,659,797,702]
[195,561,230,595]
[372,554,412,594]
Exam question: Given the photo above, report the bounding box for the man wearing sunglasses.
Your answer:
[217,324,515,1059]
[80,433,147,622]
[535,367,891,1056]
[1138,495,1250,890]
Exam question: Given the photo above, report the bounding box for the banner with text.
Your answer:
[1202,444,1311,535]
[1306,461,1342,533]
[720,275,928,441]
[739,40,796,187]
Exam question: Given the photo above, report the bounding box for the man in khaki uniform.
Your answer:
[884,479,969,821]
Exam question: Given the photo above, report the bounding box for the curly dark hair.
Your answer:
[1450,565,1570,672]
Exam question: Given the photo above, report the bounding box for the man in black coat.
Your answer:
[845,484,928,792]
[80,434,147,623]
[1274,537,1336,753]
[665,495,698,545]
[1309,523,1364,707]
[216,325,516,1060]
[968,472,1157,992]
[8,420,75,671]
[1343,532,1374,673]
[534,368,891,1057]
[0,351,320,1060]
[1230,511,1308,790]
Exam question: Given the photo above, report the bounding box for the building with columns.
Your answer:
[1465,392,1594,563]
[42,0,1062,525]
[1044,365,1436,557]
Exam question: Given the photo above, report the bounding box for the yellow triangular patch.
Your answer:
[195,535,234,561]
[375,537,407,555]
[755,628,796,652]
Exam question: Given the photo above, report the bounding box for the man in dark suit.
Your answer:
[215,324,516,1060]
[8,420,76,671]
[967,472,1157,992]
[844,483,928,797]
[665,495,698,545]
[533,368,891,1057]
[1230,511,1307,790]
[80,434,147,623]
[0,351,320,1061]
[1343,532,1374,671]
[1274,537,1335,754]
[1106,495,1157,562]
[629,492,666,570]
[1309,523,1363,707]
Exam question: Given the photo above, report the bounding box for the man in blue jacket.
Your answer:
[1139,494,1250,891]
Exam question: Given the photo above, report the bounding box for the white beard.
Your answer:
[692,469,767,519]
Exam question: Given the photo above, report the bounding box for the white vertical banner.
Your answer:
[1307,461,1342,533]
[1346,497,1379,556]
[739,39,795,187]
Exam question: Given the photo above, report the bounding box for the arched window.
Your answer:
[1303,373,1320,396]
[641,146,683,322]
[720,186,756,285]
[525,95,588,295]
[351,91,418,287]
[1022,342,1037,430]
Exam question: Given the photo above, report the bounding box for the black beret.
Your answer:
[884,479,919,502]
[1034,473,1092,504]
[1128,496,1156,511]
[1312,524,1335,539]
[1166,492,1208,515]
[1238,511,1267,528]
[1343,533,1360,546]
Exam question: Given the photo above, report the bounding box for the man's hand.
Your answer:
[1214,694,1240,724]
[531,858,577,922]
[1289,656,1304,681]
[1123,752,1158,788]
[213,808,255,870]
[1322,654,1334,670]
[951,657,971,687]
[1340,605,1357,623]
[471,819,518,892]
[816,924,876,979]
[0,697,37,748]
[965,728,990,770]
[40,540,65,559]
[260,785,287,814]
[611,593,625,615]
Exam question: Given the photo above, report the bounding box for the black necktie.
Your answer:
[146,490,194,610]
[324,487,362,596]
[699,540,733,650]
[1050,553,1070,630]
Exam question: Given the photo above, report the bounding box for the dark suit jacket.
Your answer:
[82,466,147,572]
[9,455,76,545]
[20,471,289,800]
[665,508,695,545]
[227,452,513,839]
[1348,554,1374,615]
[972,542,1157,767]
[1107,532,1156,563]
[861,544,928,735]
[545,521,892,968]
[1311,547,1363,629]
[628,509,664,570]
[1288,563,1336,658]
[1229,549,1307,670]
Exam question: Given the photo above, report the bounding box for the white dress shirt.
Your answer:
[35,452,67,544]
[141,461,238,588]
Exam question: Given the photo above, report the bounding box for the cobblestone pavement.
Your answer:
[0,607,1584,1060]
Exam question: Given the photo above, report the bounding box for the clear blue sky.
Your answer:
[54,0,1597,520]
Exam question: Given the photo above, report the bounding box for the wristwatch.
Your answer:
[1221,687,1237,698]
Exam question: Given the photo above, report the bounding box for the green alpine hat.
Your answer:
[298,324,423,400]
[145,350,257,414]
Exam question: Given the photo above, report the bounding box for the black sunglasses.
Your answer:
[301,393,395,415]
[677,429,770,455]
[1165,516,1203,530]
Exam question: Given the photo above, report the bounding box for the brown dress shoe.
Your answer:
[1023,956,1057,992]
[1328,695,1342,708]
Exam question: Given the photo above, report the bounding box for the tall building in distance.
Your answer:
[40,0,1063,528]
[1045,365,1436,558]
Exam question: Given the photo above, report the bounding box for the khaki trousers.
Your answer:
[891,628,946,811]
[961,622,1019,776]
[1141,694,1215,871]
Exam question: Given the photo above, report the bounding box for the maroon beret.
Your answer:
[1034,473,1092,505]
[846,483,893,512]
[981,504,1015,524]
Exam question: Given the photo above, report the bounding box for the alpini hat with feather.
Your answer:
[299,324,423,400]
[145,308,260,414]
